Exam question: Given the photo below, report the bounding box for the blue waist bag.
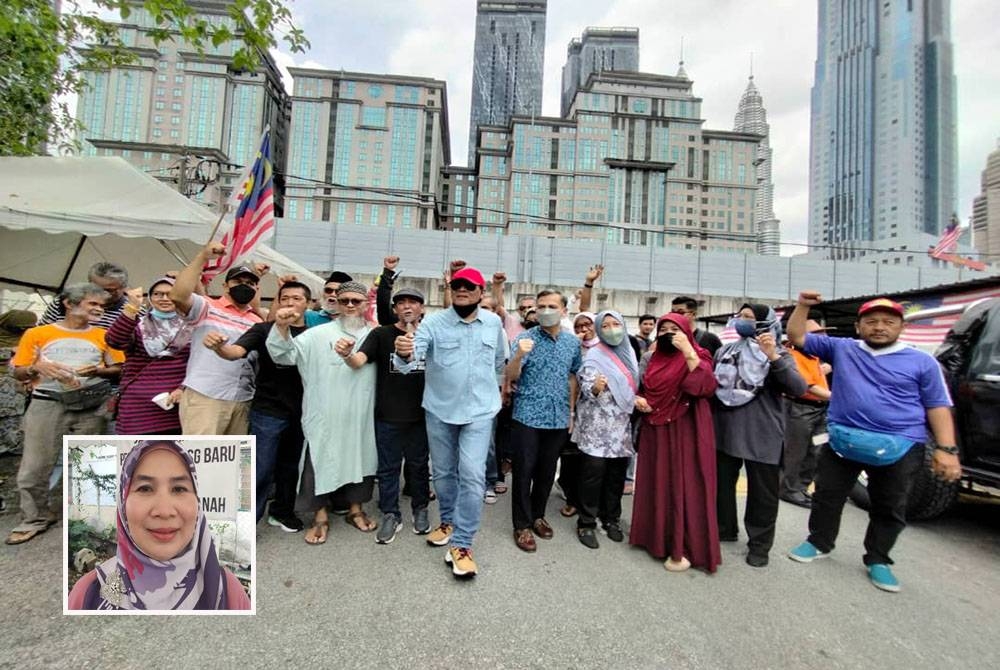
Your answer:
[827,422,915,467]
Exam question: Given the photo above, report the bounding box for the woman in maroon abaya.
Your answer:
[629,313,721,573]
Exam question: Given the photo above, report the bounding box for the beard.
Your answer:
[340,314,366,334]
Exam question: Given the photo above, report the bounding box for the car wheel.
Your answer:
[905,443,959,521]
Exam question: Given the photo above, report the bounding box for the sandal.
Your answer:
[494,482,508,494]
[304,521,329,545]
[560,505,577,517]
[5,528,44,545]
[345,511,377,533]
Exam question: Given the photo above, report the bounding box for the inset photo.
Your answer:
[63,436,255,614]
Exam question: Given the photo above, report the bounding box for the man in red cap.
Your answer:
[785,291,960,593]
[394,266,507,577]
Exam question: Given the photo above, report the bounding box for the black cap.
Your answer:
[392,287,425,304]
[325,271,353,284]
[225,266,259,283]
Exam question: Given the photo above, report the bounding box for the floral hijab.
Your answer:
[84,440,227,610]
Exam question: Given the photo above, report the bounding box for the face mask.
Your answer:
[734,319,756,339]
[150,308,175,320]
[228,283,256,305]
[602,327,625,346]
[453,301,480,318]
[657,332,677,352]
[536,309,561,328]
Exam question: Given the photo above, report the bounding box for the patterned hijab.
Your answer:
[580,310,639,413]
[138,278,192,358]
[84,440,227,610]
[714,303,782,407]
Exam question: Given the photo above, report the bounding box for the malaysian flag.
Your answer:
[202,128,275,283]
[930,215,962,258]
[899,286,1000,351]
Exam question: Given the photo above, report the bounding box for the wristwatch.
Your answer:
[934,444,959,455]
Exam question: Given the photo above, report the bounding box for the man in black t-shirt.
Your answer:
[343,287,430,543]
[671,296,722,357]
[203,281,311,532]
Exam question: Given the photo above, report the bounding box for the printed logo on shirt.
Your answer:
[390,353,424,374]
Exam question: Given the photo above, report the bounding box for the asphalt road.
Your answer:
[1,485,998,670]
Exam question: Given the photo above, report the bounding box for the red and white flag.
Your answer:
[202,128,275,284]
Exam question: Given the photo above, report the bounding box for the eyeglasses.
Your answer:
[449,279,478,292]
[337,297,365,306]
[323,287,337,294]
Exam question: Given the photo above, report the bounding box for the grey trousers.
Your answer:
[15,398,106,532]
[780,400,828,497]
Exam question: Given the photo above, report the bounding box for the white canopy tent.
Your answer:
[0,156,323,306]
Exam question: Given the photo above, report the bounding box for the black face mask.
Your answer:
[228,283,256,305]
[657,332,677,353]
[453,300,480,318]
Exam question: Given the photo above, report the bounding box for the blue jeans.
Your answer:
[250,409,304,523]
[485,418,499,486]
[425,411,494,549]
[375,419,430,518]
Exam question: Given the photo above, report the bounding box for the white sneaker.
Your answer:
[484,489,498,504]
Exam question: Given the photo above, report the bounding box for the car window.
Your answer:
[968,304,1000,379]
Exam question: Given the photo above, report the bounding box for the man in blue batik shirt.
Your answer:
[506,289,582,553]
[393,267,506,578]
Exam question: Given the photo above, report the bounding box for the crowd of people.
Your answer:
[2,243,963,593]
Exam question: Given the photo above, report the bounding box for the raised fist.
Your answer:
[274,307,298,326]
[202,331,228,351]
[797,290,822,306]
[517,338,534,356]
[492,272,507,286]
[334,337,356,357]
[395,333,415,358]
[384,255,400,271]
[125,286,144,308]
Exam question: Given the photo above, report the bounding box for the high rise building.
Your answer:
[74,0,289,212]
[283,69,450,231]
[733,73,780,255]
[560,27,639,118]
[971,141,1000,261]
[467,0,547,167]
[807,0,957,260]
[472,71,762,253]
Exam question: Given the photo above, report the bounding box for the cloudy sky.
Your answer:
[266,0,998,254]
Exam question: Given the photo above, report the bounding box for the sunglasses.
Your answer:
[449,279,478,292]
[337,297,365,306]
[323,286,337,294]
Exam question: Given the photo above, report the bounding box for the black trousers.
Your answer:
[716,450,780,556]
[781,400,828,496]
[807,444,924,565]
[510,420,566,530]
[576,453,629,529]
[557,440,583,510]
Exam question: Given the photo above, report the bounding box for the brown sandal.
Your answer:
[345,511,377,532]
[5,528,44,545]
[304,521,329,545]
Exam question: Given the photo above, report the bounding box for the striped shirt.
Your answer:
[180,294,262,402]
[105,312,191,434]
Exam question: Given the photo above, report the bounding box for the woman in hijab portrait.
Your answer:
[68,440,250,610]
[712,304,806,568]
[629,313,721,573]
[571,310,651,549]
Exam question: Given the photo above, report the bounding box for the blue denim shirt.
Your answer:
[393,307,506,425]
[511,327,582,429]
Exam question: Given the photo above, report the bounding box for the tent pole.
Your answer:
[57,236,87,294]
[157,239,190,267]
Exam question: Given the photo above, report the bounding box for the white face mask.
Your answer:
[536,308,561,327]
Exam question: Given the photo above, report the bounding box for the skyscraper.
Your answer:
[807,0,957,260]
[971,141,1000,261]
[733,73,780,255]
[467,0,547,167]
[560,27,639,118]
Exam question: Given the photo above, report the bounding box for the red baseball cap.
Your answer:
[858,298,904,318]
[451,267,486,288]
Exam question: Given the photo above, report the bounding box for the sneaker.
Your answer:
[375,514,402,544]
[412,507,431,535]
[484,489,497,504]
[267,514,304,533]
[426,522,453,546]
[445,546,478,577]
[604,522,624,543]
[868,563,901,593]
[787,540,830,563]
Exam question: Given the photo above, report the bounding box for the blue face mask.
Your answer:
[734,319,757,339]
[150,308,175,320]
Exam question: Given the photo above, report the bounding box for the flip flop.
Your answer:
[304,521,329,545]
[5,528,44,545]
[345,511,377,533]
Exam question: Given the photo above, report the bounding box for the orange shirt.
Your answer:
[789,346,829,402]
[12,323,124,394]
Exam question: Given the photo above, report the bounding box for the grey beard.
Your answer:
[341,315,366,334]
